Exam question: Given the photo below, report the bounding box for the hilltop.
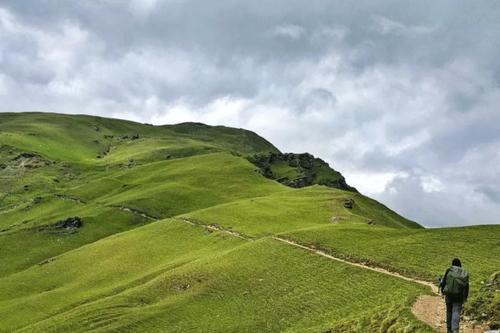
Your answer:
[0,112,498,332]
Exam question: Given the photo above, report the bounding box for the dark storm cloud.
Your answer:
[1,0,500,226]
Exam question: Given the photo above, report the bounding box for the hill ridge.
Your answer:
[0,112,498,332]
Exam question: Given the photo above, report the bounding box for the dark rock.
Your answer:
[248,152,357,192]
[367,220,376,225]
[33,197,43,204]
[12,152,37,160]
[23,185,30,191]
[37,216,83,233]
[96,145,110,159]
[10,152,50,169]
[38,258,55,265]
[54,216,83,229]
[343,199,354,209]
[131,134,140,140]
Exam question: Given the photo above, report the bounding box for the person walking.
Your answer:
[440,258,469,333]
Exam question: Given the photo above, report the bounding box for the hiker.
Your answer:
[439,258,469,333]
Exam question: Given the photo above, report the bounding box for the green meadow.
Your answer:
[0,112,498,332]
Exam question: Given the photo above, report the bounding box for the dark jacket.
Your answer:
[440,265,469,303]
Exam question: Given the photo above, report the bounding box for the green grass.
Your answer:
[0,112,498,332]
[281,224,500,284]
[0,220,430,333]
[280,223,500,327]
[0,152,283,280]
[0,113,278,163]
[183,186,420,237]
[270,160,302,180]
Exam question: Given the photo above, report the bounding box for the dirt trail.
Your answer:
[412,295,489,333]
[273,236,438,293]
[176,217,252,241]
[173,219,491,332]
[275,236,491,332]
[112,206,158,221]
[174,218,438,291]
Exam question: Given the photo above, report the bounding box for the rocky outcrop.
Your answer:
[37,216,83,234]
[54,216,83,229]
[10,152,51,169]
[248,152,357,192]
[343,199,354,209]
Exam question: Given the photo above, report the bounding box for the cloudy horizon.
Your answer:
[1,1,500,227]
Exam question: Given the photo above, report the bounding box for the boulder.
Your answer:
[343,199,354,209]
[11,152,50,169]
[55,216,83,229]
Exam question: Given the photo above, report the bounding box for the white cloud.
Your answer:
[344,171,405,194]
[129,0,158,17]
[372,16,434,36]
[271,24,306,39]
[1,1,500,227]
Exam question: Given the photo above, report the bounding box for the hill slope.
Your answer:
[0,112,498,332]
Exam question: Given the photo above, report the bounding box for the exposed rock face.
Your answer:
[37,216,83,234]
[54,216,83,229]
[248,152,357,192]
[96,145,110,159]
[343,199,354,209]
[10,152,51,169]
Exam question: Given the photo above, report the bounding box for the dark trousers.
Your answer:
[446,301,462,333]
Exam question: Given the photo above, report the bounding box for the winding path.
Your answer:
[273,236,438,293]
[174,217,491,332]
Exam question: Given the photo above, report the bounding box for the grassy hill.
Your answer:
[0,112,498,332]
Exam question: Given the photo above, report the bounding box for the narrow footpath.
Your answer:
[274,236,489,333]
[273,236,438,292]
[174,217,490,333]
[412,295,488,333]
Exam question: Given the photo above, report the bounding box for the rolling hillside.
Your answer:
[0,112,498,332]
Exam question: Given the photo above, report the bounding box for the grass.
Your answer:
[280,224,500,284]
[183,186,420,238]
[270,160,302,180]
[280,223,500,327]
[0,221,430,333]
[0,112,498,332]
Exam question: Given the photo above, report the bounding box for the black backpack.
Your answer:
[443,266,469,298]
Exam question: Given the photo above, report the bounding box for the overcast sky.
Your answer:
[1,1,500,227]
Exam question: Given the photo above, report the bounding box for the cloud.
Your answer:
[271,24,306,39]
[1,1,500,227]
[129,0,159,17]
[372,16,434,36]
